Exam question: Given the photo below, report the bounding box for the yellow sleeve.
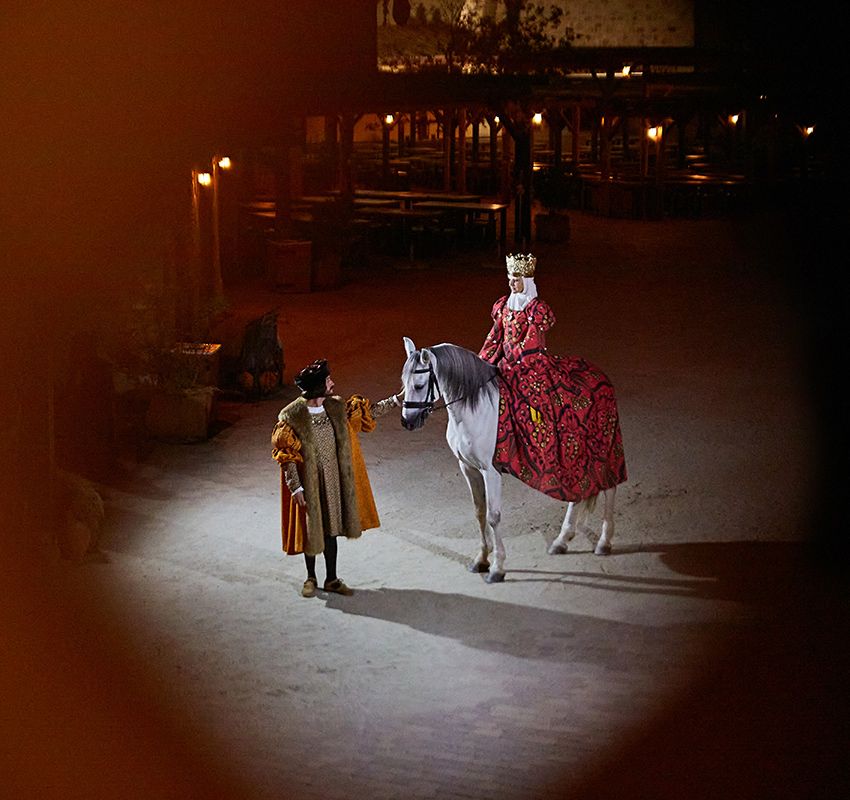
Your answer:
[346,394,377,434]
[271,421,304,465]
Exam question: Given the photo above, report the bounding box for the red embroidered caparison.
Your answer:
[479,296,627,502]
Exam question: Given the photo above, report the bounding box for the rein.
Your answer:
[403,361,497,416]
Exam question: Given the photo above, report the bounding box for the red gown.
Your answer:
[479,296,627,501]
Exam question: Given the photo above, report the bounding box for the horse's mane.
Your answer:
[405,343,498,412]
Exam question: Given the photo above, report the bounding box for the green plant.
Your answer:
[108,278,227,393]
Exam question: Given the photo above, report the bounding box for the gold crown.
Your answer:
[506,253,536,277]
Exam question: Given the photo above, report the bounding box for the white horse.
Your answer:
[400,336,617,583]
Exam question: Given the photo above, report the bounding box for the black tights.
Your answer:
[304,534,338,584]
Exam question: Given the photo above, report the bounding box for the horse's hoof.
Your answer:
[484,571,505,584]
[548,542,568,555]
[468,561,490,573]
[594,542,612,556]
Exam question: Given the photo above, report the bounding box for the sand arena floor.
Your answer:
[9,210,847,800]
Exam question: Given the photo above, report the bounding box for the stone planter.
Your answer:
[534,212,571,243]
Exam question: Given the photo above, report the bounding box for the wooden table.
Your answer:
[297,195,401,209]
[240,200,276,211]
[355,206,448,260]
[579,174,749,219]
[345,190,484,208]
[413,201,508,254]
[353,198,401,208]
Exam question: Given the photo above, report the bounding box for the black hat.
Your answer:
[294,359,330,399]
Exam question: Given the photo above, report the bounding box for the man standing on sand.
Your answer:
[271,359,401,597]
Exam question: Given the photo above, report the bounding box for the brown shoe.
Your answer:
[301,577,317,598]
[323,578,353,596]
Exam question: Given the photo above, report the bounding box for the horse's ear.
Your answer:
[420,348,431,365]
[403,336,416,358]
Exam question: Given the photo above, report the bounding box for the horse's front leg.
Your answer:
[458,461,490,573]
[481,466,505,583]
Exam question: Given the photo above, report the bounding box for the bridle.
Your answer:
[402,357,497,419]
[402,362,441,420]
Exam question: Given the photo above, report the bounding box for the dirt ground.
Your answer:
[5,209,848,799]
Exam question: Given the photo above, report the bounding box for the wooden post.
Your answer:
[339,113,355,201]
[490,116,499,183]
[323,115,339,189]
[210,157,224,300]
[621,113,632,161]
[571,105,581,165]
[382,120,391,186]
[553,118,563,168]
[442,110,452,192]
[457,107,467,193]
[189,169,203,332]
[590,115,599,163]
[640,119,649,178]
[600,114,611,180]
[655,128,666,185]
[507,124,532,248]
[274,127,291,228]
[500,125,512,203]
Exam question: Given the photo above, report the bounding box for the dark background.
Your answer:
[2,2,847,797]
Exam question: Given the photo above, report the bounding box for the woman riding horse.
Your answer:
[479,254,627,503]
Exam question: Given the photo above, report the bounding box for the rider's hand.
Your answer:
[293,491,306,508]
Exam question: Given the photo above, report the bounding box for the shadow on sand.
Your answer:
[508,539,804,604]
[323,540,809,664]
[324,585,703,665]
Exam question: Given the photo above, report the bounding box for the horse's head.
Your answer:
[400,336,441,431]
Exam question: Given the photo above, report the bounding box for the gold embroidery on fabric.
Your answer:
[311,410,343,535]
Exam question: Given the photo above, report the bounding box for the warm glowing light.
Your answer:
[384,114,394,125]
[804,125,815,137]
[622,65,631,76]
[493,116,500,124]
[647,126,662,142]
[197,172,212,186]
[532,112,543,125]
[729,114,739,126]
[217,156,232,169]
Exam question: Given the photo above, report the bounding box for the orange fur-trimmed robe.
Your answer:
[271,394,387,556]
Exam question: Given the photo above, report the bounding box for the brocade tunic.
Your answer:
[273,394,397,554]
[281,397,396,537]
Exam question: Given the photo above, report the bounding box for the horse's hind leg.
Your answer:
[459,462,490,573]
[595,487,616,555]
[548,501,580,555]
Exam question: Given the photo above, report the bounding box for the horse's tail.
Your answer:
[583,494,598,514]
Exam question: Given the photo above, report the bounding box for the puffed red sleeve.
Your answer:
[530,298,556,333]
[478,296,508,364]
